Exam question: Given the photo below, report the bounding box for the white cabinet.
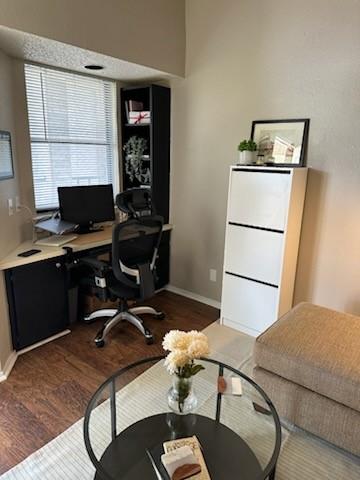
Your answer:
[221,166,308,336]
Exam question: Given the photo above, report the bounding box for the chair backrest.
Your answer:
[116,188,155,219]
[112,215,163,300]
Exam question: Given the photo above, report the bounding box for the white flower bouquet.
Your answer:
[163,330,210,413]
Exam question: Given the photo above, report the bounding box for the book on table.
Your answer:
[163,436,211,480]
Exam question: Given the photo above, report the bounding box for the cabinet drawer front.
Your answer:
[224,224,284,286]
[8,258,69,350]
[228,170,291,231]
[221,273,278,335]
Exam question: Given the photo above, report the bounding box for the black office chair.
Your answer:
[116,187,154,218]
[82,189,165,347]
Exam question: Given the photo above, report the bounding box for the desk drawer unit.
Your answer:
[221,166,308,336]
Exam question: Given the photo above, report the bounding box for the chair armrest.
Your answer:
[79,257,111,277]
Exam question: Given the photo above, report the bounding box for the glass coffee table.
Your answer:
[84,356,281,480]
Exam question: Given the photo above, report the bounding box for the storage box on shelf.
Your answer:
[128,111,151,124]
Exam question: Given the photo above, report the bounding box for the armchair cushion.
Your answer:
[254,302,360,411]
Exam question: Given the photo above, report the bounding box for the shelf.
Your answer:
[124,123,151,127]
[121,84,170,223]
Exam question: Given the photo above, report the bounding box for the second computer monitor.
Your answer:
[58,184,115,233]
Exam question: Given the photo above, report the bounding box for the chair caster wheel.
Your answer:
[95,339,105,348]
[146,336,154,345]
[156,312,165,320]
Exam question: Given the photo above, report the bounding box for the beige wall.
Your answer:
[170,0,360,314]
[0,0,185,76]
[0,50,22,369]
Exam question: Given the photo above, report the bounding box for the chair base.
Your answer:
[84,305,165,347]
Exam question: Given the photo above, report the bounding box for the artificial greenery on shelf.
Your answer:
[123,135,147,159]
[123,135,149,183]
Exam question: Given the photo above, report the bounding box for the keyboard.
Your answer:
[35,234,78,247]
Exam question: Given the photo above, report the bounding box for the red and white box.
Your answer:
[128,111,151,124]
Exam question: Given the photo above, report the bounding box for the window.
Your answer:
[25,64,118,210]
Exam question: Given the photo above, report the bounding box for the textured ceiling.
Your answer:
[0,26,173,82]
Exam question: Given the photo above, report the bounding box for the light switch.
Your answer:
[8,198,14,216]
[210,269,217,282]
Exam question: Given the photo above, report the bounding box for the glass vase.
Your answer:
[167,375,198,415]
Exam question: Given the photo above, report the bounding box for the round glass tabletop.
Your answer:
[84,356,281,480]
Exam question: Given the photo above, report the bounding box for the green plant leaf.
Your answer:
[181,364,193,378]
[191,364,205,376]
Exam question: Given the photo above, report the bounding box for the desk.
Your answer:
[0,224,173,270]
[1,224,172,351]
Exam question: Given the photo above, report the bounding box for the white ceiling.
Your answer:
[0,25,173,82]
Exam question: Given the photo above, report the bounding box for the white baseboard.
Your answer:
[165,284,221,310]
[0,350,18,383]
[17,329,71,356]
[222,317,258,337]
[0,329,71,382]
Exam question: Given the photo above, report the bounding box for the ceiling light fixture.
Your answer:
[84,65,104,70]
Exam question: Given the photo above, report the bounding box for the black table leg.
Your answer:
[269,466,276,479]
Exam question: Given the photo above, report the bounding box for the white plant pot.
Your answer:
[239,151,256,165]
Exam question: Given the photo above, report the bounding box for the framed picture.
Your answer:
[251,119,309,166]
[0,130,14,180]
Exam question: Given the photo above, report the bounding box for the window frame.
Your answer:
[24,63,120,213]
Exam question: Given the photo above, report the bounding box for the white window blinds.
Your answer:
[25,64,118,210]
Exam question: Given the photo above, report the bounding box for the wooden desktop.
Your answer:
[0,224,172,271]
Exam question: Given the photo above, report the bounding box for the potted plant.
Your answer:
[123,136,150,184]
[237,139,257,165]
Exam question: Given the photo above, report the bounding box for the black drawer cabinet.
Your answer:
[5,257,69,350]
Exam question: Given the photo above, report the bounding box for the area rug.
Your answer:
[1,322,359,479]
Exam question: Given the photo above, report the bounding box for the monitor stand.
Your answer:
[75,224,104,235]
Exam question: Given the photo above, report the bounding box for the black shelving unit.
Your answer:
[120,84,171,288]
[120,84,170,223]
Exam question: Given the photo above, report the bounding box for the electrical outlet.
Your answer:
[210,269,217,282]
[8,198,14,216]
[15,196,21,212]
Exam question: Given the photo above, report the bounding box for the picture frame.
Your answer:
[251,119,309,167]
[0,130,14,180]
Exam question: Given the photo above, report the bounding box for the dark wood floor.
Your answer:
[0,291,218,474]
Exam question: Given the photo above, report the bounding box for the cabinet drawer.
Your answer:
[221,273,278,335]
[224,224,284,286]
[228,170,291,231]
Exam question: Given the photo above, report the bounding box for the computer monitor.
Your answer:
[58,184,115,233]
